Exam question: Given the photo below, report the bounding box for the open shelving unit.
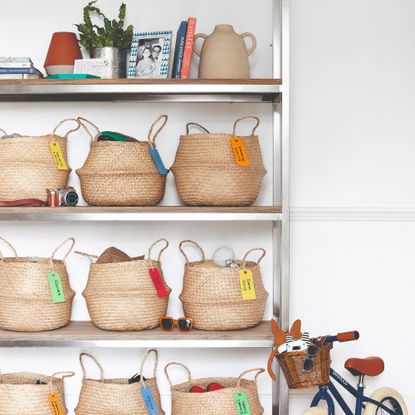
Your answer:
[0,0,289,413]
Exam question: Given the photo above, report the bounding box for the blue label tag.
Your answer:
[140,385,159,415]
[149,147,169,175]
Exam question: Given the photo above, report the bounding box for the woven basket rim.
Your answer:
[171,377,255,393]
[179,133,259,140]
[0,372,63,383]
[184,259,260,269]
[0,257,66,264]
[90,140,150,147]
[0,134,66,144]
[82,376,157,385]
[278,344,332,359]
[88,259,162,268]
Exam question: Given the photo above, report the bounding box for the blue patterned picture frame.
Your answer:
[128,31,173,79]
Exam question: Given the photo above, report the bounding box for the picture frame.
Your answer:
[128,31,173,79]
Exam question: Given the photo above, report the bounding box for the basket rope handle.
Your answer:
[236,368,265,390]
[79,352,104,381]
[164,362,192,388]
[0,128,7,137]
[48,371,75,393]
[75,251,99,263]
[148,238,169,263]
[0,236,18,262]
[241,248,266,269]
[51,237,76,263]
[147,114,168,148]
[178,240,206,263]
[185,123,210,135]
[77,117,101,143]
[52,118,82,138]
[232,116,260,137]
[139,349,159,385]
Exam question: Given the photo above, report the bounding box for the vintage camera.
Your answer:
[47,188,79,207]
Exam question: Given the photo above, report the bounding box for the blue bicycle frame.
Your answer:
[310,368,399,415]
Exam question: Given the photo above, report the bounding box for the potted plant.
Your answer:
[76,1,134,78]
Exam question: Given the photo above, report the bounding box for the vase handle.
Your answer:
[240,32,257,56]
[193,33,208,57]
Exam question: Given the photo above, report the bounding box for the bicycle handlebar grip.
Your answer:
[337,331,359,342]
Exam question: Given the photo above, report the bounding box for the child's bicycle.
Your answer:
[300,331,407,415]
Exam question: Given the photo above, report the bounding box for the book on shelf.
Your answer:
[0,67,39,74]
[180,17,197,79]
[0,57,33,68]
[172,21,188,79]
[0,73,43,80]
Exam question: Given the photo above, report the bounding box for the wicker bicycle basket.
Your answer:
[0,236,76,332]
[76,115,169,206]
[179,240,269,331]
[165,362,265,415]
[75,350,165,415]
[77,238,171,331]
[0,371,74,415]
[0,119,82,202]
[171,116,266,206]
[277,345,331,389]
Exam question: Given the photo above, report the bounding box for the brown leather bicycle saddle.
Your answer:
[344,356,385,377]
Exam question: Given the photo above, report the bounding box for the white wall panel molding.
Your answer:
[290,207,415,222]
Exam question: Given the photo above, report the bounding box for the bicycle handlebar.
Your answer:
[324,331,360,344]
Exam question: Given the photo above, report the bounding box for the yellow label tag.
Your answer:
[49,142,68,171]
[230,136,250,167]
[239,269,256,300]
[49,393,64,415]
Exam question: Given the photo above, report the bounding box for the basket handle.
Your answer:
[178,240,206,263]
[75,251,99,263]
[236,368,265,390]
[148,238,169,262]
[52,118,82,138]
[48,371,75,393]
[241,248,266,269]
[50,237,76,264]
[79,352,105,381]
[232,116,260,137]
[0,236,18,262]
[147,114,168,148]
[0,128,7,138]
[185,123,210,135]
[164,362,192,388]
[76,117,101,143]
[139,349,159,383]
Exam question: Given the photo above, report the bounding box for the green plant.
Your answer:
[76,1,134,50]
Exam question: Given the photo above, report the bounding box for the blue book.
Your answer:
[0,67,37,74]
[172,21,188,79]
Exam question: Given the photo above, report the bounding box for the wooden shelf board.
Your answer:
[0,321,274,348]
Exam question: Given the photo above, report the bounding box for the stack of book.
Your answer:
[172,17,197,79]
[0,57,43,80]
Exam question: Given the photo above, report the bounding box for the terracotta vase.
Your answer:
[193,24,257,79]
[44,32,82,75]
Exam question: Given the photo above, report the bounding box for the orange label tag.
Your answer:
[49,393,64,415]
[230,136,250,167]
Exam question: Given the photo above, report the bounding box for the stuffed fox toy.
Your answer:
[267,319,303,380]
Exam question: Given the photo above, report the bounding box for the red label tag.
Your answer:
[149,268,169,298]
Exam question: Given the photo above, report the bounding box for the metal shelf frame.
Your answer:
[0,1,289,414]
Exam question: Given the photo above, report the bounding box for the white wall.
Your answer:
[290,0,415,413]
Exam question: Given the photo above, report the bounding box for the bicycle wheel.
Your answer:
[301,407,328,415]
[364,387,408,415]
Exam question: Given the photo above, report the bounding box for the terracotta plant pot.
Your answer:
[44,32,82,75]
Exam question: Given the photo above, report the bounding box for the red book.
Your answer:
[180,17,197,79]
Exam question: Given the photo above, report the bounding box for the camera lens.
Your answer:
[64,191,79,207]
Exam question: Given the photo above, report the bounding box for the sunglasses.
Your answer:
[160,317,193,332]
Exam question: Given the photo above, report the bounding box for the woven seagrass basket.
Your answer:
[171,116,266,206]
[76,115,169,206]
[278,345,331,389]
[165,362,265,415]
[179,240,269,331]
[0,119,82,202]
[0,236,76,332]
[75,350,165,415]
[77,239,171,331]
[0,371,74,415]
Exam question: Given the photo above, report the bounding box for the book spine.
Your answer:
[0,62,32,68]
[0,67,37,74]
[180,17,197,79]
[0,57,32,63]
[172,21,188,79]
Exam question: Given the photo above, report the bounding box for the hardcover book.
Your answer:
[172,21,188,79]
[180,17,197,79]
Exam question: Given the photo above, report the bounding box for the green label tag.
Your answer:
[234,392,251,415]
[48,272,65,303]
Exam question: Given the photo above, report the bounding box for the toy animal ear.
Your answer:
[290,319,302,339]
[271,319,286,346]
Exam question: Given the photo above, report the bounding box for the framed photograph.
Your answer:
[128,31,173,79]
